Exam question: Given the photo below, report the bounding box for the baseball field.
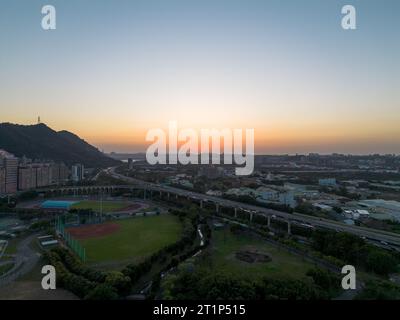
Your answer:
[66,214,182,268]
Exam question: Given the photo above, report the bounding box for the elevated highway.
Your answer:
[38,167,400,247]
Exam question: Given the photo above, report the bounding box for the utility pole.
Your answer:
[100,191,103,222]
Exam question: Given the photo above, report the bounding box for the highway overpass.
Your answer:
[39,167,400,247]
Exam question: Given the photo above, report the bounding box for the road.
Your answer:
[0,234,40,287]
[104,167,400,247]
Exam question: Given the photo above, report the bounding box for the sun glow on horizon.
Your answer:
[1,1,399,154]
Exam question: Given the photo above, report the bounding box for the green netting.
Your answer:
[55,216,86,262]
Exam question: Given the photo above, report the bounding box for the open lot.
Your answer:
[210,229,314,281]
[69,214,182,268]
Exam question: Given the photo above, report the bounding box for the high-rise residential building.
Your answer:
[1,149,71,193]
[50,163,59,184]
[59,163,70,182]
[50,163,70,185]
[18,165,37,191]
[0,150,18,194]
[71,164,84,182]
[35,163,52,187]
[0,165,5,194]
[18,162,69,191]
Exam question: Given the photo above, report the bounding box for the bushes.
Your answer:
[85,284,119,300]
[104,272,132,296]
[356,279,400,300]
[43,248,131,299]
[365,249,398,276]
[162,268,327,300]
[52,247,107,283]
[122,259,153,284]
[255,278,325,300]
[306,268,341,298]
[64,273,95,298]
[311,230,399,276]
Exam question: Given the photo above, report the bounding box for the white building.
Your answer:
[343,209,370,220]
[225,187,255,197]
[206,190,223,197]
[255,187,279,202]
[319,178,337,187]
[71,164,84,182]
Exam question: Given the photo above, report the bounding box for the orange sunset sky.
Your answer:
[1,1,399,154]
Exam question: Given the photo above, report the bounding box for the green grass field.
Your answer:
[210,229,314,281]
[71,200,130,212]
[80,214,182,268]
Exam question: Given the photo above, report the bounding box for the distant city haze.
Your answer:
[1,0,399,154]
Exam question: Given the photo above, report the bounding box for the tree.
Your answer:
[306,268,340,297]
[356,280,400,300]
[105,271,132,296]
[365,249,398,275]
[85,284,119,300]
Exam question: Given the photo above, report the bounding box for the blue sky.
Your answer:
[0,0,399,154]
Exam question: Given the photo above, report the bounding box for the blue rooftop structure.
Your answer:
[40,200,79,210]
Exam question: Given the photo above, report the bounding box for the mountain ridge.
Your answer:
[0,122,120,168]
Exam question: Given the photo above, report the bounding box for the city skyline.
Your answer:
[1,0,400,154]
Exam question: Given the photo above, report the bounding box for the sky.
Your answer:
[0,0,399,154]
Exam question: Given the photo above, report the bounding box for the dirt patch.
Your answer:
[235,250,272,264]
[67,222,121,240]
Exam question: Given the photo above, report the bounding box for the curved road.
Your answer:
[0,234,40,287]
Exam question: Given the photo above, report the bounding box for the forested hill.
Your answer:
[0,123,120,168]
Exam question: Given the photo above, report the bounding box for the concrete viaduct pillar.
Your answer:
[287,221,291,235]
[234,208,238,218]
[215,203,219,213]
[200,200,203,209]
[249,212,253,222]
[267,216,271,227]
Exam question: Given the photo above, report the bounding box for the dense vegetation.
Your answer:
[311,230,400,276]
[44,247,131,299]
[356,279,400,300]
[162,266,340,300]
